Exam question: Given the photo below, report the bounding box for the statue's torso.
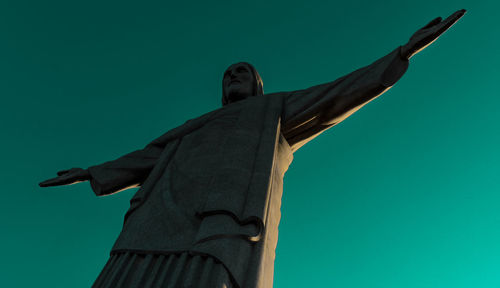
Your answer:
[113,95,291,287]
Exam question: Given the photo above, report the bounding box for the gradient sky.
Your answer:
[2,0,499,287]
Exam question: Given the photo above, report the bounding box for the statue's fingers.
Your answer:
[438,9,466,33]
[57,169,71,176]
[39,175,74,187]
[430,10,465,40]
[39,177,63,187]
[422,17,442,29]
[446,9,466,25]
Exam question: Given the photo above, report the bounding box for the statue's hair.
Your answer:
[222,62,264,106]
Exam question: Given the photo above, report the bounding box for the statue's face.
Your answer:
[223,63,256,104]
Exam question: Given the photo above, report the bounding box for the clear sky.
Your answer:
[2,0,498,287]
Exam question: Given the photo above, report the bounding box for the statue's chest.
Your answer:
[171,106,244,182]
[165,98,284,197]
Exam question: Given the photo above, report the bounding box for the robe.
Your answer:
[88,47,408,288]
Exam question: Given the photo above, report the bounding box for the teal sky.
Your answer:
[2,0,498,287]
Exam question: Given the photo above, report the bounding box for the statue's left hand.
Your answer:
[401,9,466,60]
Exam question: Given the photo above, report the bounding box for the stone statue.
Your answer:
[40,10,466,288]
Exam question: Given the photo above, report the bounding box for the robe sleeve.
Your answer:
[281,46,409,151]
[87,131,173,196]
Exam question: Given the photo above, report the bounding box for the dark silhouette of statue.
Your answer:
[40,10,465,288]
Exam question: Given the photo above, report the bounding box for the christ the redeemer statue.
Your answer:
[40,10,465,288]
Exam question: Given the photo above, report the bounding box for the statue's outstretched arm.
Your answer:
[39,108,214,195]
[281,9,465,151]
[39,132,171,196]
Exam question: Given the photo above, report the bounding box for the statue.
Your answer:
[40,10,466,288]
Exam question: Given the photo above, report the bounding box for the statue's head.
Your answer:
[222,62,263,106]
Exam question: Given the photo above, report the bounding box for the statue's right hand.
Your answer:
[401,9,466,59]
[39,168,91,187]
